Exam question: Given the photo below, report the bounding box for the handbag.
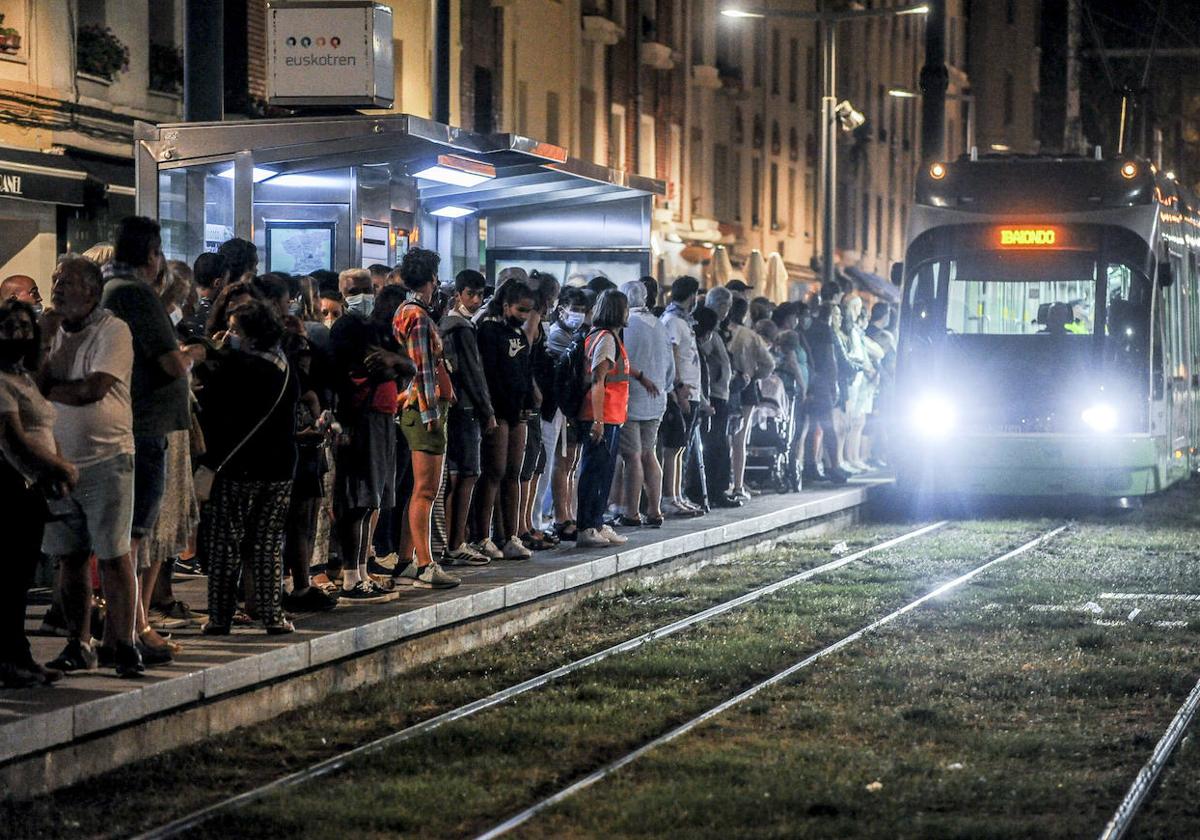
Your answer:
[194,361,290,503]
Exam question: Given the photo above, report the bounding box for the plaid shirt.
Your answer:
[393,297,453,424]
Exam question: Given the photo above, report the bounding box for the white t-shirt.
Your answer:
[0,369,57,482]
[45,310,135,467]
[662,309,702,392]
[588,331,618,374]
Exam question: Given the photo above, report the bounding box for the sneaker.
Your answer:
[577,527,612,548]
[598,524,628,545]
[0,663,40,689]
[149,600,206,628]
[114,642,145,679]
[392,561,422,587]
[444,544,490,566]
[826,466,850,485]
[413,561,460,589]
[340,580,398,604]
[730,488,752,503]
[553,521,578,542]
[368,552,400,576]
[502,537,532,560]
[173,557,205,578]
[474,538,505,560]
[282,586,340,613]
[47,639,97,673]
[136,641,174,667]
[35,603,70,638]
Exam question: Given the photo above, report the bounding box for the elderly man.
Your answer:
[39,258,143,677]
[616,280,673,527]
[1,274,43,311]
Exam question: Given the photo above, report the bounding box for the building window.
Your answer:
[860,191,870,253]
[77,0,105,27]
[788,166,798,235]
[770,28,781,95]
[752,29,764,87]
[771,121,781,155]
[732,151,743,221]
[805,172,815,238]
[733,107,744,145]
[546,91,560,145]
[789,127,800,161]
[887,199,895,258]
[639,114,657,177]
[517,81,528,133]
[788,38,799,104]
[770,162,780,229]
[1006,0,1016,25]
[751,157,762,228]
[474,66,495,134]
[875,195,883,256]
[610,104,627,171]
[806,47,816,111]
[714,143,729,219]
[1003,70,1014,126]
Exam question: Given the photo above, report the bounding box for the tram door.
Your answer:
[1161,257,1192,479]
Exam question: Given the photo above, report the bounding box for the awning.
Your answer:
[845,265,901,303]
[135,113,665,213]
[0,146,89,207]
[67,151,136,214]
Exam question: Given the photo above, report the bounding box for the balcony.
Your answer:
[641,41,675,70]
[582,14,622,46]
[691,64,722,90]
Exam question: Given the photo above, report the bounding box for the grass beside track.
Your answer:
[1,522,929,839]
[513,486,1200,839]
[185,521,1044,839]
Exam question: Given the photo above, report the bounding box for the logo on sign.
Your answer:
[286,36,341,48]
[999,227,1057,247]
[0,173,21,196]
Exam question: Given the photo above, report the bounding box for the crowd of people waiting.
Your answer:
[0,215,896,687]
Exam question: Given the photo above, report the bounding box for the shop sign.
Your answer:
[267,1,394,108]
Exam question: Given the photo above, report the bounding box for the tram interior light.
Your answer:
[218,165,277,183]
[911,394,956,438]
[1081,403,1118,433]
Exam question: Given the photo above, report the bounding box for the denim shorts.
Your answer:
[43,454,135,559]
[131,435,168,539]
[445,406,482,476]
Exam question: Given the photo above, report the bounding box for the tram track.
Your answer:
[471,524,1070,839]
[134,521,948,840]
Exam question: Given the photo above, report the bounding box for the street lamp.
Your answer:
[888,86,975,154]
[722,3,930,290]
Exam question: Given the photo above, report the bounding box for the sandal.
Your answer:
[520,531,553,551]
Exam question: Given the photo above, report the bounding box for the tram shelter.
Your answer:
[133,114,664,283]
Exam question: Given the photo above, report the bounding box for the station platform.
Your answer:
[1,481,883,798]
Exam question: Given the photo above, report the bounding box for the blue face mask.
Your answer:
[288,299,303,317]
[226,334,243,350]
[561,311,585,330]
[345,292,375,317]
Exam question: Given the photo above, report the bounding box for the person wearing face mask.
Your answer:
[101,217,206,665]
[659,276,705,518]
[575,290,659,548]
[545,287,589,541]
[329,278,414,603]
[180,253,229,338]
[0,300,78,687]
[437,269,495,566]
[339,268,376,319]
[38,259,143,677]
[318,289,345,329]
[471,280,539,560]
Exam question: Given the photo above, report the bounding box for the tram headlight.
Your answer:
[911,394,957,438]
[1081,402,1118,433]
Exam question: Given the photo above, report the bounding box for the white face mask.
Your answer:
[168,305,183,326]
[561,311,585,330]
[344,293,375,317]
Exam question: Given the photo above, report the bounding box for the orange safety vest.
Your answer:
[579,329,629,425]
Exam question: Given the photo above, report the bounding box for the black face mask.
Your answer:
[507,315,527,329]
[0,337,36,367]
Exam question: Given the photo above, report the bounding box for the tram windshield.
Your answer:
[906,251,1151,347]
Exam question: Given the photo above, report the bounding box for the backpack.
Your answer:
[554,327,607,419]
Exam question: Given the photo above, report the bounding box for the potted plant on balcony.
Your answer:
[0,15,22,54]
[76,23,129,81]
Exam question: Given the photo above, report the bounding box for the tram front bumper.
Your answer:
[894,433,1165,497]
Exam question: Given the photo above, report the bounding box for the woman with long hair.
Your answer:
[472,280,539,559]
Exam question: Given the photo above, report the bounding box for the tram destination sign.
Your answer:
[990,225,1096,251]
[267,1,394,108]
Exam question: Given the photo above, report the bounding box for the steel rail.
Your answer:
[1097,674,1200,840]
[136,521,947,839]
[474,524,1069,840]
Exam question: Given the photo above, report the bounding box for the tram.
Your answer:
[893,154,1200,498]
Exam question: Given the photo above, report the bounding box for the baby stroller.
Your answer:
[745,373,794,492]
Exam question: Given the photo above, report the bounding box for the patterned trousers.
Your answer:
[199,477,292,627]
